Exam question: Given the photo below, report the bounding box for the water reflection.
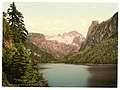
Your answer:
[87,65,117,87]
[40,64,90,87]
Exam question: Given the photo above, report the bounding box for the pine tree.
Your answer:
[7,2,28,43]
[3,2,48,87]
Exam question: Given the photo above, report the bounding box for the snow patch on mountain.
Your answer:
[46,31,84,45]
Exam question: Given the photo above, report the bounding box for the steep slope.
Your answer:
[72,35,84,46]
[28,33,45,46]
[28,31,85,58]
[25,40,56,63]
[80,12,118,51]
[41,40,79,58]
[65,33,118,64]
[64,12,118,64]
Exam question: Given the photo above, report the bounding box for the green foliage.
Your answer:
[64,33,118,64]
[3,38,48,86]
[3,15,12,41]
[2,2,48,87]
[2,72,12,86]
[7,2,28,43]
[73,12,118,64]
[80,12,117,51]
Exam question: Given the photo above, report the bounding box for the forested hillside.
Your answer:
[64,12,118,64]
[80,12,118,51]
[64,33,117,64]
[2,2,48,86]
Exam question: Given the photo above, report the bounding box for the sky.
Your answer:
[3,2,118,37]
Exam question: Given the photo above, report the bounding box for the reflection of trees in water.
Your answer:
[87,65,117,87]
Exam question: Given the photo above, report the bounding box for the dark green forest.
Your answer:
[2,2,48,86]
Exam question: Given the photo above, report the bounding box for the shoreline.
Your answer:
[39,63,117,70]
[40,62,117,66]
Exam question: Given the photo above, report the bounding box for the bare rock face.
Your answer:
[80,12,118,51]
[72,36,85,46]
[28,31,85,58]
[46,31,85,45]
[28,33,46,46]
[40,40,79,58]
[87,20,99,36]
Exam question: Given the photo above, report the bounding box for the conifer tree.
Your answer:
[7,2,28,43]
[3,2,48,86]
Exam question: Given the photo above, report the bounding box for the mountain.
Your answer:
[28,31,85,58]
[64,12,118,64]
[28,33,45,46]
[87,20,99,36]
[25,40,56,63]
[46,31,84,45]
[40,40,79,58]
[80,12,118,51]
[72,35,84,46]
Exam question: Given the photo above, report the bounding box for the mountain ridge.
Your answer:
[64,12,118,64]
[80,12,118,51]
[28,31,85,58]
[46,30,85,45]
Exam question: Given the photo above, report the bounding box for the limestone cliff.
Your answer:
[80,12,118,51]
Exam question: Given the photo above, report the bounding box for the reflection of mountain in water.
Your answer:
[87,65,117,87]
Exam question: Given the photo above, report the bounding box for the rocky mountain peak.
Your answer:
[46,31,85,45]
[92,20,99,25]
[68,30,81,36]
[28,31,85,58]
[87,20,99,36]
[28,33,46,45]
[80,12,118,51]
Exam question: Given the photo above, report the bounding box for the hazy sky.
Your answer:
[3,2,117,37]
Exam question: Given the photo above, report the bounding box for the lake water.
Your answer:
[39,64,117,87]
